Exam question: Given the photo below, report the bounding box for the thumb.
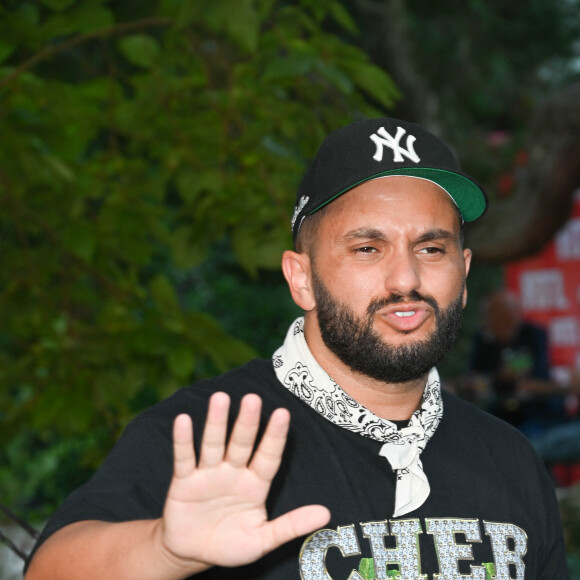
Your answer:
[265,505,331,553]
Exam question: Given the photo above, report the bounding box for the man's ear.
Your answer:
[281,250,316,311]
[462,248,473,308]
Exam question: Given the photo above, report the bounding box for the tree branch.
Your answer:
[0,529,29,561]
[0,17,173,90]
[351,0,441,133]
[467,83,580,262]
[0,502,38,539]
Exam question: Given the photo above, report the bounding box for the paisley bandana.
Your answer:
[272,317,443,517]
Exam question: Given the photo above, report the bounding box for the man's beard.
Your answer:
[312,271,465,384]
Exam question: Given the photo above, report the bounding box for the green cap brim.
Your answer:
[308,167,487,223]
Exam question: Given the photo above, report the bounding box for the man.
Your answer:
[25,118,567,579]
[469,290,564,434]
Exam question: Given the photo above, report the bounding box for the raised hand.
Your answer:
[157,392,331,573]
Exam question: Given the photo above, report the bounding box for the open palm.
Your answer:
[159,392,330,572]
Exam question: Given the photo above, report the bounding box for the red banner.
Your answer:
[505,190,580,384]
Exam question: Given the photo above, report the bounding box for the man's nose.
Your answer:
[383,251,421,297]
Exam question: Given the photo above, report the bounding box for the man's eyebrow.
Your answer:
[338,228,387,243]
[338,227,459,244]
[416,229,458,243]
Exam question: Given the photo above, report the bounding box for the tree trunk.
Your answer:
[353,0,580,263]
[467,83,580,263]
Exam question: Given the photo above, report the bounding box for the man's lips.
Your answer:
[377,303,432,332]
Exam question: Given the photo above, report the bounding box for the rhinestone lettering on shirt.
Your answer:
[299,518,527,580]
[426,518,485,579]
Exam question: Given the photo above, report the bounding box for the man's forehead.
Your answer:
[308,180,463,253]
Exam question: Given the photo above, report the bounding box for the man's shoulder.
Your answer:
[431,390,552,490]
[441,388,532,446]
[185,357,281,400]
[191,357,277,393]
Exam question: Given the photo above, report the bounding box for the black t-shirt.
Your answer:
[31,359,568,579]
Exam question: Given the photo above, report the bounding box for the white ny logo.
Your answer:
[370,126,420,163]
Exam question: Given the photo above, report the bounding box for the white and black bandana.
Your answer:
[272,317,443,517]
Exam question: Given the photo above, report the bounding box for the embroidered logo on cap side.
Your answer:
[291,195,309,229]
[370,126,420,164]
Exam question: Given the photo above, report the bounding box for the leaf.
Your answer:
[231,225,290,276]
[53,315,67,335]
[43,1,113,36]
[256,0,277,21]
[186,310,256,371]
[62,223,97,262]
[40,0,78,10]
[150,275,180,316]
[358,557,375,580]
[176,168,223,204]
[261,54,314,82]
[15,3,40,29]
[0,41,15,64]
[202,0,260,52]
[167,344,195,379]
[342,61,401,108]
[483,562,496,580]
[118,34,161,68]
[261,135,294,158]
[1,3,40,46]
[41,151,75,182]
[173,0,207,28]
[224,0,260,52]
[126,326,171,357]
[315,61,353,94]
[325,0,358,34]
[169,227,209,270]
[71,1,113,32]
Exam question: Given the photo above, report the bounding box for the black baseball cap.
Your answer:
[291,117,488,241]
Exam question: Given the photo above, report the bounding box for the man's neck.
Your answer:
[303,318,427,421]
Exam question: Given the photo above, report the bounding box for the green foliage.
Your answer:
[184,240,302,360]
[405,0,580,125]
[358,558,375,580]
[483,562,496,580]
[357,558,401,579]
[0,0,397,516]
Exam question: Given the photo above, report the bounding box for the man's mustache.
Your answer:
[367,290,440,318]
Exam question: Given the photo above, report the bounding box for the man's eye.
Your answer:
[355,246,377,253]
[419,246,444,254]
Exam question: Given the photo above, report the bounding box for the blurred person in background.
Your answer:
[464,289,580,486]
[468,290,565,436]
